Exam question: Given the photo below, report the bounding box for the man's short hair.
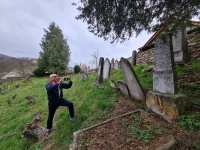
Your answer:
[50,74,57,78]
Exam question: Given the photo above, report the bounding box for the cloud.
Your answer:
[0,0,153,67]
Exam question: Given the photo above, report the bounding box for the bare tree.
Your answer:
[89,49,99,69]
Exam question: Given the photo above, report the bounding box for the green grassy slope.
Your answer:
[0,60,200,150]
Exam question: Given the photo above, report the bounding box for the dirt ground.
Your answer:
[76,96,200,150]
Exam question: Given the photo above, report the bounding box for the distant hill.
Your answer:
[0,53,38,73]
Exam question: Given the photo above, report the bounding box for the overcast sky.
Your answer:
[0,0,153,68]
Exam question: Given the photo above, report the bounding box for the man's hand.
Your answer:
[58,78,64,84]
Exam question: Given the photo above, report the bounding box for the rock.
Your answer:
[141,66,154,73]
[146,91,191,121]
[25,96,36,102]
[12,94,17,99]
[21,123,46,141]
[109,79,117,88]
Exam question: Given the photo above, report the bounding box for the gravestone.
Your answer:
[117,80,130,97]
[130,50,137,66]
[88,66,90,71]
[93,57,104,86]
[103,58,111,79]
[120,57,145,101]
[172,29,189,63]
[146,35,191,121]
[153,37,178,94]
[114,59,119,69]
[16,82,19,88]
[111,58,114,69]
[80,73,88,81]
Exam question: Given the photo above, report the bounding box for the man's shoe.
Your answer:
[70,117,75,121]
[46,129,51,136]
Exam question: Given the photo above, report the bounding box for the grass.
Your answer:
[0,59,200,149]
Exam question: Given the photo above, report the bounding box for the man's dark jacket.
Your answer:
[46,81,72,102]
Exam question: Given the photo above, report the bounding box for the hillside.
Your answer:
[0,53,37,73]
[0,61,200,150]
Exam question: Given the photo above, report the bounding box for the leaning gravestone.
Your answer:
[114,59,119,69]
[146,35,191,121]
[103,58,111,79]
[93,57,104,86]
[80,73,88,81]
[130,50,137,66]
[120,57,145,101]
[117,80,130,97]
[172,29,189,63]
[111,58,114,69]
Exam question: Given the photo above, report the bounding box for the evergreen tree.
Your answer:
[74,0,200,43]
[38,22,71,74]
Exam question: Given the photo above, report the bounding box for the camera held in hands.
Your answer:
[63,77,70,81]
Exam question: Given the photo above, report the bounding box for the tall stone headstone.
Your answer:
[130,50,137,66]
[120,57,145,101]
[153,36,178,94]
[114,59,119,69]
[111,58,114,69]
[88,66,90,71]
[146,35,190,121]
[93,57,104,86]
[103,58,111,79]
[172,29,189,63]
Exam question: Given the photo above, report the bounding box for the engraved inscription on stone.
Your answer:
[154,38,173,71]
[153,37,178,94]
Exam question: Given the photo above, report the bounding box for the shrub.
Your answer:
[74,65,81,73]
[33,68,45,77]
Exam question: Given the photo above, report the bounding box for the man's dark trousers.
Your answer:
[47,98,74,129]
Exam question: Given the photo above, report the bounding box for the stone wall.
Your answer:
[187,32,200,59]
[133,32,200,65]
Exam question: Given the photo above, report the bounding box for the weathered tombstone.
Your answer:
[111,58,114,69]
[80,73,88,81]
[16,82,19,88]
[172,29,189,63]
[146,35,191,121]
[103,58,111,79]
[130,50,137,66]
[7,85,10,91]
[93,57,104,86]
[153,37,178,94]
[117,80,130,97]
[114,59,119,69]
[120,57,145,101]
[88,66,90,71]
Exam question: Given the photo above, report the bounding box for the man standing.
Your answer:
[45,74,75,135]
